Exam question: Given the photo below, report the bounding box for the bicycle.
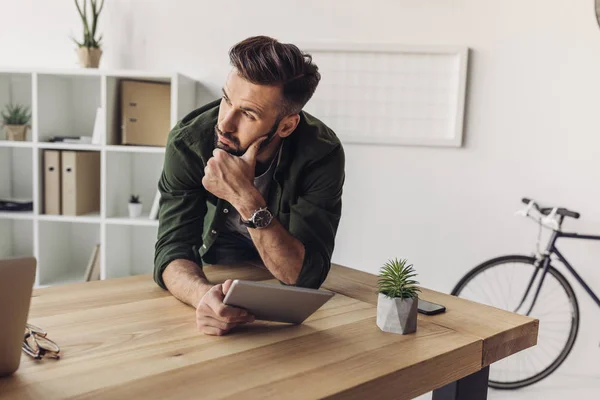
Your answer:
[451,198,600,389]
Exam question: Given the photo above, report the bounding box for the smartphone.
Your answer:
[418,299,446,316]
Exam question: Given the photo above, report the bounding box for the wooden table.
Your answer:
[0,263,538,400]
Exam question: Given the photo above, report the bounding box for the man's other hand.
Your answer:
[196,279,255,336]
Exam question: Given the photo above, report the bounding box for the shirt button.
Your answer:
[223,208,229,214]
[211,229,217,235]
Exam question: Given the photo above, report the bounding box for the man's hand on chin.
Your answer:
[196,279,255,336]
[201,136,267,206]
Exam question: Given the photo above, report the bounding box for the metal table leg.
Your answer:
[432,366,489,400]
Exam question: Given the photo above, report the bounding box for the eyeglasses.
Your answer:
[22,323,60,360]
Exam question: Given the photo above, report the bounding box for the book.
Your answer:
[48,136,92,143]
[84,244,101,281]
[149,190,161,220]
[90,246,101,281]
[91,107,105,145]
[64,137,93,144]
[0,198,34,212]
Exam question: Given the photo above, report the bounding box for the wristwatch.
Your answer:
[240,206,274,229]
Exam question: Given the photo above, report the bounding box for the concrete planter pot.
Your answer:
[3,125,27,141]
[376,293,418,334]
[77,47,102,68]
[128,203,143,218]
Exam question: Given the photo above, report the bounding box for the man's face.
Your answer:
[215,70,283,157]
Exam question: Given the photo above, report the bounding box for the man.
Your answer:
[153,36,345,336]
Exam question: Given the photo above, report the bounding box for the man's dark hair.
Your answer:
[229,36,321,115]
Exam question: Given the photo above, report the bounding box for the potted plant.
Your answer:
[128,195,142,218]
[1,103,31,141]
[376,258,421,335]
[73,0,105,68]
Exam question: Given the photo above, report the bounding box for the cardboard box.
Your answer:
[120,80,171,146]
[61,151,100,216]
[43,150,61,215]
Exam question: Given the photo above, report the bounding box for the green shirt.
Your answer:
[153,100,345,290]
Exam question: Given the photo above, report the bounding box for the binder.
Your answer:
[61,151,100,216]
[43,150,61,215]
[121,80,171,146]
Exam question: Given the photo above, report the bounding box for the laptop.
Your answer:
[0,257,36,377]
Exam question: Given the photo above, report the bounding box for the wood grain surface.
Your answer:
[0,263,537,399]
[323,263,539,366]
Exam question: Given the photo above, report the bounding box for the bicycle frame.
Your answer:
[516,221,600,316]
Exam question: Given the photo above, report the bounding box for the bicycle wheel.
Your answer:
[451,255,579,389]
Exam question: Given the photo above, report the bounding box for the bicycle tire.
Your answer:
[451,255,580,389]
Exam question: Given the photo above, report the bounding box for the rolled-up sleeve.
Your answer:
[287,145,345,289]
[153,131,206,289]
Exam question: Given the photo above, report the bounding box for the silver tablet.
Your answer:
[222,280,335,324]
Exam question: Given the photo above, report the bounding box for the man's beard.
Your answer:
[214,119,281,157]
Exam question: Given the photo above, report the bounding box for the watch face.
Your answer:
[253,209,273,228]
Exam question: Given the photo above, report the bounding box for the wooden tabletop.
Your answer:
[0,263,538,400]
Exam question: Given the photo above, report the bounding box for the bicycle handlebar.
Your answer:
[521,198,581,220]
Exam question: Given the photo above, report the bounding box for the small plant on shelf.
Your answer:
[73,0,105,68]
[1,103,31,141]
[376,258,421,335]
[128,194,143,218]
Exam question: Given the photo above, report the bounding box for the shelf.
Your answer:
[0,68,190,81]
[38,142,101,151]
[38,212,101,224]
[0,72,33,142]
[105,151,163,219]
[37,220,100,287]
[0,211,34,220]
[105,216,159,226]
[105,145,166,154]
[37,74,101,142]
[105,224,158,279]
[0,147,33,206]
[0,68,198,288]
[0,140,34,148]
[105,75,174,146]
[36,275,86,289]
[0,219,34,259]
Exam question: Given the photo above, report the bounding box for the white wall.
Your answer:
[2,0,600,380]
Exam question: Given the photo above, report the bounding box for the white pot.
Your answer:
[128,203,143,218]
[376,293,418,334]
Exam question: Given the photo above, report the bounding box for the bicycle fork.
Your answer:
[513,255,552,316]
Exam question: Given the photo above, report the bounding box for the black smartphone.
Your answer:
[418,299,446,315]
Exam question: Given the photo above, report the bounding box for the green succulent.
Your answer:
[377,258,421,299]
[73,0,104,49]
[1,103,31,125]
[129,195,140,204]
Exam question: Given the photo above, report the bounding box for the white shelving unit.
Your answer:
[0,68,198,288]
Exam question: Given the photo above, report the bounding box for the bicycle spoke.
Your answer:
[498,266,512,310]
[538,336,568,347]
[464,284,495,306]
[534,307,573,317]
[481,270,502,306]
[484,270,508,308]
[457,257,579,388]
[537,342,558,362]
[507,263,516,310]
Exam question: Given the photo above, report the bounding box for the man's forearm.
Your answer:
[247,220,305,285]
[162,259,212,307]
[234,189,305,285]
